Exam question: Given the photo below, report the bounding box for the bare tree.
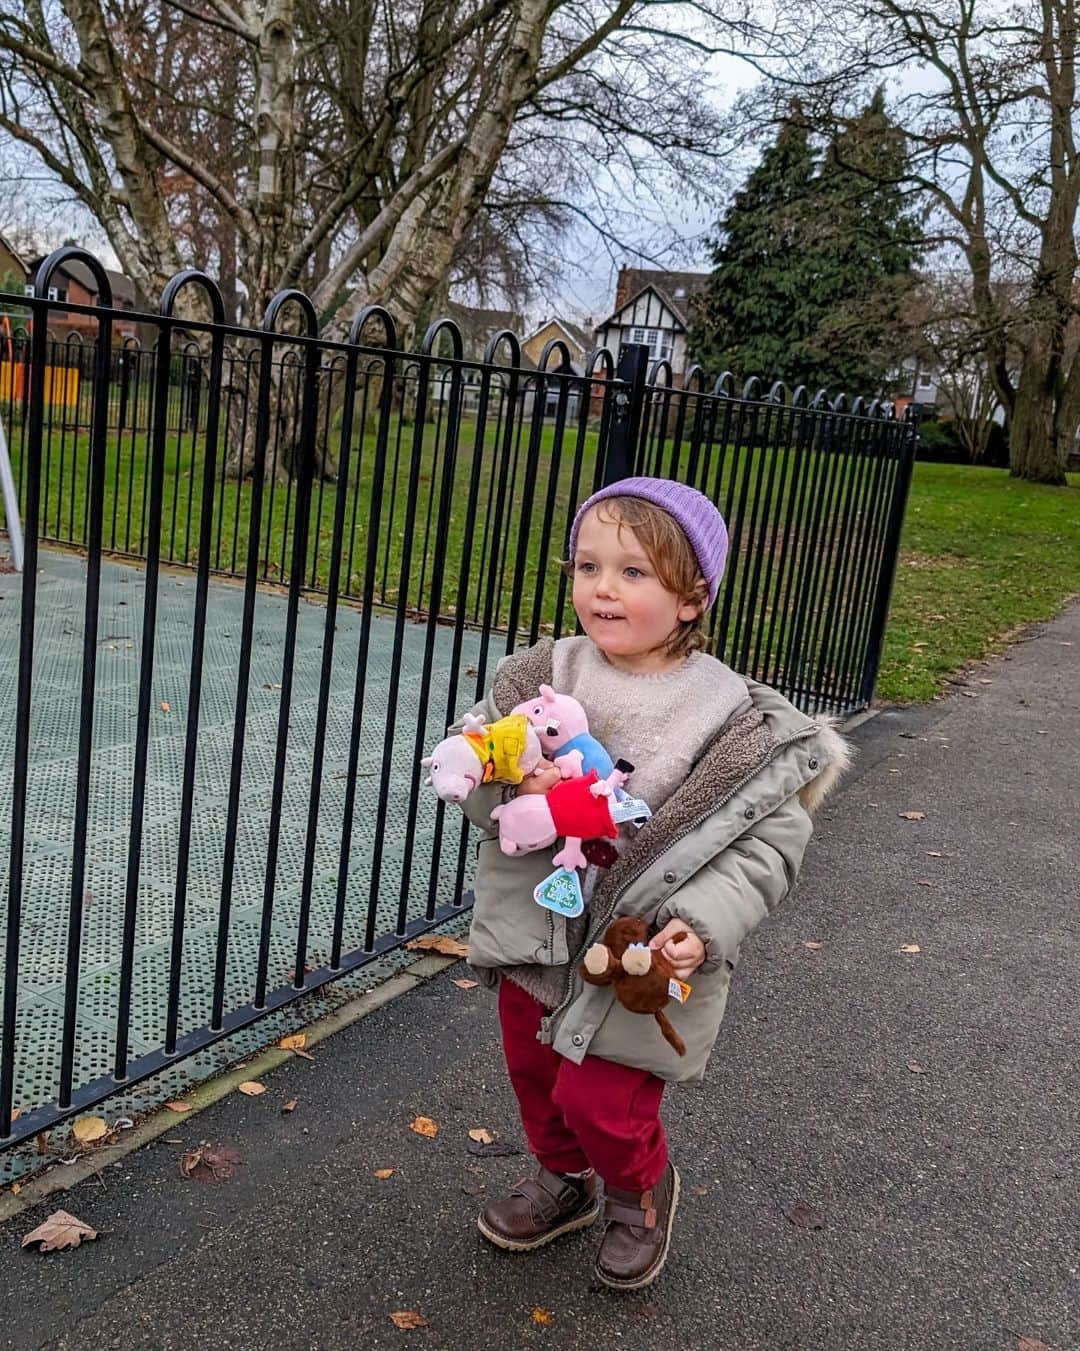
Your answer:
[767,0,1079,484]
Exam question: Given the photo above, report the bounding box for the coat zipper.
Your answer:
[542,723,819,1034]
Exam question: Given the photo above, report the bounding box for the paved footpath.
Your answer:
[1,605,1077,1351]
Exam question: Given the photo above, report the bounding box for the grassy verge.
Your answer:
[876,463,1080,701]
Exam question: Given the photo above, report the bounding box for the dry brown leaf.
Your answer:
[468,1127,495,1145]
[804,941,823,951]
[898,944,921,954]
[410,1116,438,1138]
[532,1308,553,1325]
[36,1131,49,1155]
[389,1311,428,1330]
[906,1061,928,1074]
[281,1099,298,1114]
[405,935,469,958]
[11,1183,21,1196]
[71,1116,109,1145]
[452,979,479,990]
[785,1200,825,1229]
[373,1168,395,1179]
[1016,1338,1050,1351]
[899,810,925,821]
[10,1107,19,1122]
[179,1144,241,1182]
[238,1081,266,1097]
[165,1100,193,1113]
[160,700,171,713]
[21,1209,99,1253]
[690,1184,709,1196]
[278,1033,306,1051]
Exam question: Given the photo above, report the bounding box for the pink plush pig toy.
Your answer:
[512,684,619,783]
[490,764,630,872]
[422,713,544,805]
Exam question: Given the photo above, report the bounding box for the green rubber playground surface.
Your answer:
[0,548,500,1179]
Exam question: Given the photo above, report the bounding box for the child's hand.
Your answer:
[649,919,706,979]
[517,759,562,795]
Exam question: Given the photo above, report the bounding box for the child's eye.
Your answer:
[625,567,645,579]
[576,561,597,573]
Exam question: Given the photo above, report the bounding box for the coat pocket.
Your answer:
[467,839,569,969]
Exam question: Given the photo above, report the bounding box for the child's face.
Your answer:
[571,505,700,673]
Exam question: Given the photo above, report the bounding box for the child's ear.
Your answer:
[677,583,707,623]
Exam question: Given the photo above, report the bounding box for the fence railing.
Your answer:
[0,248,917,1151]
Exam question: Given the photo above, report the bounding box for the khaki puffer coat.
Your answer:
[455,639,851,1083]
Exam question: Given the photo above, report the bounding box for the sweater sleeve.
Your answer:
[655,795,813,972]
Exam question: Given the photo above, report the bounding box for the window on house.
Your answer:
[918,371,934,389]
[47,286,68,303]
[24,284,34,297]
[629,327,666,357]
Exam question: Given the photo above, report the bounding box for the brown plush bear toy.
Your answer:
[580,916,688,1056]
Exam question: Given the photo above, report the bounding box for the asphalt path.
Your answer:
[2,603,1077,1351]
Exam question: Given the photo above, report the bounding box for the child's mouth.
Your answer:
[594,612,624,622]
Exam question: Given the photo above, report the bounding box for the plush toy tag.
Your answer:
[610,793,652,826]
[533,867,584,919]
[667,977,692,1004]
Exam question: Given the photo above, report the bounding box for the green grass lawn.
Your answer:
[876,463,1080,701]
[5,402,1078,706]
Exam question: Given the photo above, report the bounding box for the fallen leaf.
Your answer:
[21,1210,99,1253]
[165,1101,193,1113]
[10,1107,19,1122]
[389,1311,428,1330]
[410,1116,438,1138]
[468,1127,495,1145]
[689,1184,709,1196]
[898,944,921,954]
[281,1099,298,1114]
[461,1181,484,1196]
[804,941,823,951]
[899,811,925,821]
[71,1116,109,1145]
[467,1139,521,1157]
[917,880,932,887]
[405,935,469,958]
[36,1131,49,1155]
[906,1061,928,1074]
[785,1200,824,1229]
[11,1183,20,1195]
[238,1081,267,1097]
[179,1144,241,1182]
[453,979,479,990]
[532,1308,553,1325]
[262,682,282,691]
[278,1033,315,1060]
[160,700,171,713]
[373,1168,395,1179]
[1016,1338,1050,1351]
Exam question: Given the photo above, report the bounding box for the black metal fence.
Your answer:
[0,248,917,1151]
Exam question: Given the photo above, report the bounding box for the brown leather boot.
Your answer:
[594,1161,680,1290]
[477,1166,600,1252]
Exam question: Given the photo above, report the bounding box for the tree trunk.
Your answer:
[1009,354,1068,484]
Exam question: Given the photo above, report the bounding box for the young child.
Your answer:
[452,476,849,1291]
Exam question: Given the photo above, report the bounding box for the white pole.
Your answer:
[0,415,24,571]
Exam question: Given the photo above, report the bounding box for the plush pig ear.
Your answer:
[539,684,556,700]
[424,776,433,787]
[420,756,433,767]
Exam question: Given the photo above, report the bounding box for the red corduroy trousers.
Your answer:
[498,976,667,1193]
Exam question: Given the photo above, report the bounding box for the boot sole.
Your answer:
[594,1164,681,1291]
[477,1198,601,1252]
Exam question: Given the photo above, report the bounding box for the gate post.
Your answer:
[601,342,649,484]
[858,409,919,707]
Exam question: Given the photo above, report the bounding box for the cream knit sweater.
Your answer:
[504,635,752,1005]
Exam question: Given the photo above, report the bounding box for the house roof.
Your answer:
[614,268,709,325]
[0,232,30,277]
[526,317,591,354]
[27,256,101,296]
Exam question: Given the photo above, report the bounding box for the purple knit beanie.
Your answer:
[568,476,729,608]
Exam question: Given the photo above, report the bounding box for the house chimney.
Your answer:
[614,267,633,313]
